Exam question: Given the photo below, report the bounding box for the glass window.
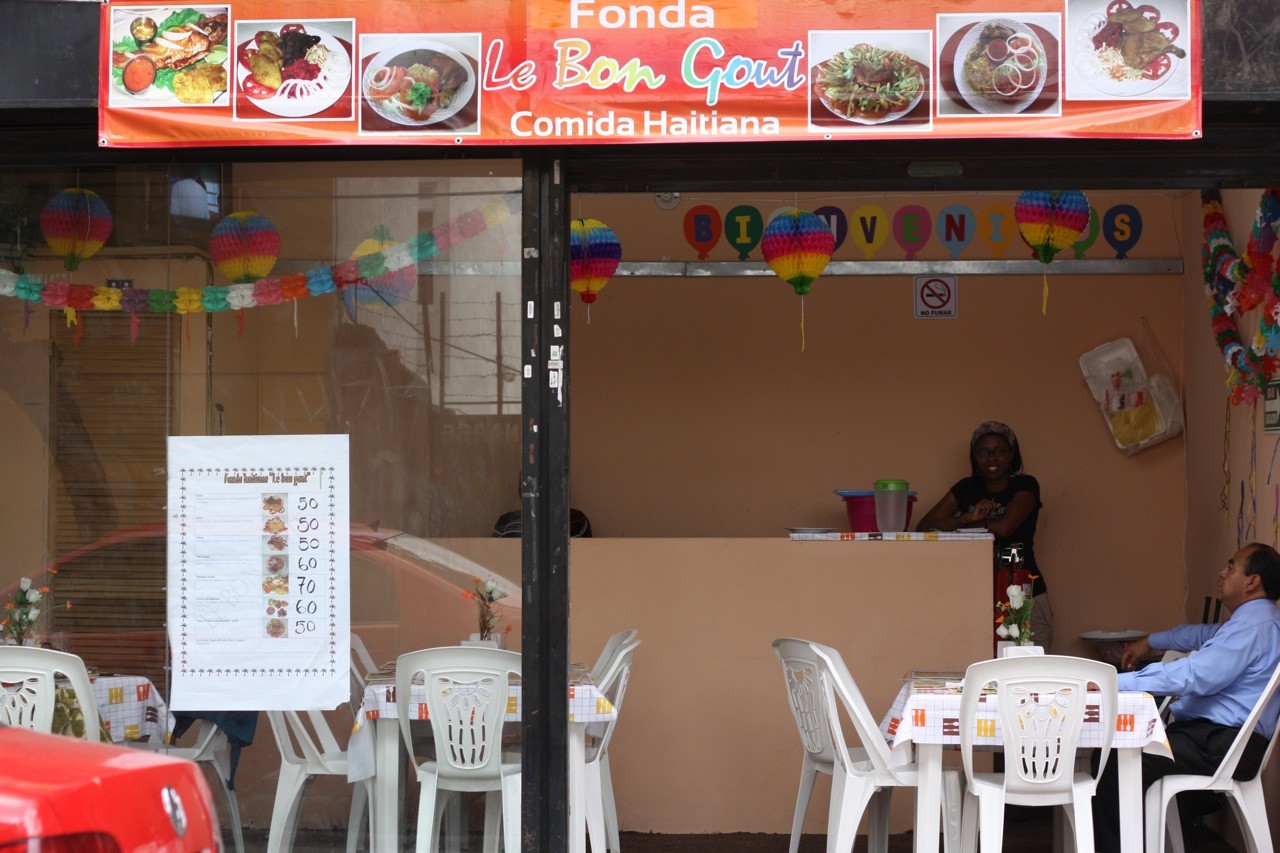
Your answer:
[0,159,524,832]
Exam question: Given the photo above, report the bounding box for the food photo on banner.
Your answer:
[97,0,1202,147]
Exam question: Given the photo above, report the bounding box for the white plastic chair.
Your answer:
[351,632,379,679]
[350,633,380,716]
[397,646,522,853]
[0,646,99,739]
[1144,659,1280,853]
[584,635,641,852]
[265,709,371,853]
[134,720,246,853]
[590,629,638,683]
[772,638,962,853]
[958,655,1117,853]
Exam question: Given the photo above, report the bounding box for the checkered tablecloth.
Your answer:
[90,674,174,743]
[356,675,616,725]
[879,680,1169,752]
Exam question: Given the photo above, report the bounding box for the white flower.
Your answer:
[26,589,40,604]
[485,581,506,602]
[1008,623,1020,639]
[18,578,30,592]
[1007,585,1025,610]
[996,624,1010,639]
[26,608,39,622]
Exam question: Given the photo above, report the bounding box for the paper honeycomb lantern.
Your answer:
[208,212,281,284]
[40,188,113,271]
[570,218,622,304]
[761,209,835,295]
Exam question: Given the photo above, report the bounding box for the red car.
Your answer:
[0,727,221,852]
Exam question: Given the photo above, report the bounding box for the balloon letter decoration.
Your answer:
[570,218,622,305]
[684,205,722,260]
[1071,206,1101,259]
[978,203,1016,258]
[893,205,932,260]
[1103,204,1143,259]
[724,205,763,261]
[208,212,282,284]
[813,205,848,253]
[937,204,974,260]
[40,188,114,271]
[1014,190,1091,313]
[850,205,888,259]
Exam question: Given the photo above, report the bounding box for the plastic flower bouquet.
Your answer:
[995,582,1034,646]
[2,576,70,646]
[464,577,510,641]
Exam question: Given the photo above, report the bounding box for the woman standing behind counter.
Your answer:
[916,421,1053,649]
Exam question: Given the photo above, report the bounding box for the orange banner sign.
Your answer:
[99,0,1201,148]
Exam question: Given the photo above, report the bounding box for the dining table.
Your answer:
[48,672,174,743]
[90,673,174,743]
[880,673,1171,853]
[348,668,617,853]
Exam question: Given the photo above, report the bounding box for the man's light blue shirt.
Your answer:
[1116,598,1280,738]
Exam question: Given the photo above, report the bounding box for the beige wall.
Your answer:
[569,190,1193,666]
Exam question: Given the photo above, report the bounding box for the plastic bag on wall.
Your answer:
[1079,327,1184,455]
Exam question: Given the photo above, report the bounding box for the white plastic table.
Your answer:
[350,674,616,853]
[880,679,1171,853]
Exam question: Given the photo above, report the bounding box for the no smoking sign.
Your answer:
[914,275,958,319]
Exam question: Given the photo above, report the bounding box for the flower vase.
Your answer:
[997,641,1044,658]
[3,637,37,647]
[462,632,506,649]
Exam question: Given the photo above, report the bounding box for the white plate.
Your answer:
[1071,2,1185,98]
[787,527,838,534]
[953,18,1047,115]
[363,39,477,127]
[812,50,926,126]
[1079,630,1149,641]
[236,25,352,118]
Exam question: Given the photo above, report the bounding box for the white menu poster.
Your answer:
[167,434,350,711]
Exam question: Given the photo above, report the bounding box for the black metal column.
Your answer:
[520,150,570,852]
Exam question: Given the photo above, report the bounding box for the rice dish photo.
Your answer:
[956,19,1047,113]
[266,617,287,638]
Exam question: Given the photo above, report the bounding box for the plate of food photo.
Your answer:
[236,21,352,118]
[362,39,477,127]
[1071,0,1186,97]
[812,43,927,125]
[108,6,230,106]
[953,18,1048,114]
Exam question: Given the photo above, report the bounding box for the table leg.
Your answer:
[1117,748,1141,853]
[569,721,587,853]
[914,743,943,853]
[372,718,401,853]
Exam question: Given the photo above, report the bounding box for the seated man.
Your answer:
[1091,542,1280,853]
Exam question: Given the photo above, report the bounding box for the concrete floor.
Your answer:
[244,805,1242,851]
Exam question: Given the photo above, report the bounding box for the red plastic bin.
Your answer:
[836,490,917,533]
